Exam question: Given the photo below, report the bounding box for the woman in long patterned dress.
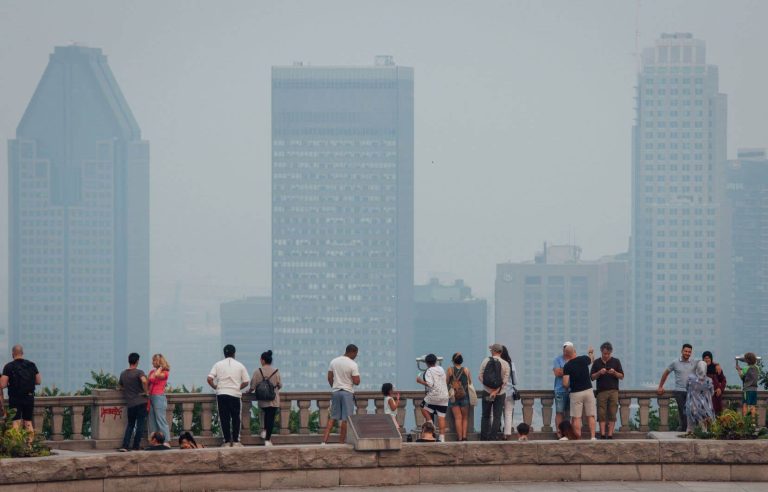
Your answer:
[685,360,715,433]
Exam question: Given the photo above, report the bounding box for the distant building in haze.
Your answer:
[495,244,630,390]
[725,149,768,361]
[271,56,414,390]
[220,297,272,371]
[413,279,487,372]
[630,33,728,387]
[8,46,149,390]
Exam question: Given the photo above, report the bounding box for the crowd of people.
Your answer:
[0,340,762,448]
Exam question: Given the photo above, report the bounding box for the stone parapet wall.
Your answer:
[1,440,767,491]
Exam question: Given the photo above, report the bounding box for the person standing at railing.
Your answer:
[590,342,623,439]
[118,352,149,452]
[656,343,696,432]
[250,350,281,447]
[500,345,517,440]
[562,344,597,440]
[321,344,360,445]
[702,351,726,415]
[446,352,471,442]
[147,354,171,447]
[736,352,759,419]
[552,342,573,437]
[0,345,41,441]
[478,343,510,441]
[207,344,250,448]
[416,353,449,442]
[685,360,714,433]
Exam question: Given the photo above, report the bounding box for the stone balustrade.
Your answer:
[19,389,767,449]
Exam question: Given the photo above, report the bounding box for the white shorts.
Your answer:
[569,389,597,418]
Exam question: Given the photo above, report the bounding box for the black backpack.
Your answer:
[9,360,36,397]
[253,368,278,401]
[482,357,503,390]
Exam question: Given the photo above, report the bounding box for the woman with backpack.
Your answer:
[250,350,282,446]
[446,352,471,441]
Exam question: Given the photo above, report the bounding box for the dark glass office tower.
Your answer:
[8,46,149,390]
[271,56,414,390]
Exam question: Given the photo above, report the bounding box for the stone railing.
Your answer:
[20,389,768,448]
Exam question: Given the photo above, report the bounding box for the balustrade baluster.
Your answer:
[759,396,767,428]
[521,396,534,427]
[658,396,670,431]
[165,402,175,437]
[241,399,252,436]
[396,398,407,430]
[71,405,84,440]
[355,397,368,415]
[619,396,632,432]
[467,402,475,434]
[51,406,64,441]
[201,401,213,437]
[373,398,384,415]
[317,398,330,431]
[182,402,194,433]
[638,397,651,432]
[540,396,554,432]
[33,406,45,437]
[298,400,311,434]
[413,396,425,426]
[279,399,291,435]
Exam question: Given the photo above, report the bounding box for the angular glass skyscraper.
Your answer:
[631,34,727,387]
[271,56,414,390]
[8,46,149,390]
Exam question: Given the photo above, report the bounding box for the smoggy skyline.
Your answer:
[1,0,767,317]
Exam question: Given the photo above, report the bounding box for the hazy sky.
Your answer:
[1,0,766,313]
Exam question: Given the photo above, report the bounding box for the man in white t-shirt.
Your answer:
[416,353,449,442]
[321,344,360,445]
[207,344,250,447]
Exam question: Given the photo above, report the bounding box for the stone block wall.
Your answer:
[1,440,768,491]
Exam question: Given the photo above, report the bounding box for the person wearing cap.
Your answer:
[416,353,449,442]
[478,343,511,440]
[552,342,573,435]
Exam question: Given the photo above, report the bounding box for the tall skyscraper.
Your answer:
[220,296,272,370]
[631,34,727,387]
[8,46,149,390]
[413,279,487,371]
[496,245,630,390]
[271,56,414,390]
[725,149,768,361]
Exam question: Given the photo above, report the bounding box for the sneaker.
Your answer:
[607,435,614,440]
[117,448,129,452]
[221,442,232,448]
[231,442,244,448]
[260,430,267,439]
[437,435,445,442]
[264,440,273,447]
[320,442,327,446]
[590,437,598,441]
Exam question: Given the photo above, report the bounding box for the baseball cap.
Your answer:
[489,343,503,352]
[563,341,574,348]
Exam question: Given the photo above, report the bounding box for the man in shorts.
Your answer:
[322,344,360,445]
[562,344,597,440]
[0,345,42,439]
[590,341,624,439]
[416,353,449,442]
[552,342,573,435]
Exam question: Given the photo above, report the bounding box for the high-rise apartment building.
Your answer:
[220,296,272,371]
[496,245,630,390]
[413,279,487,371]
[725,149,768,360]
[631,33,727,387]
[271,56,414,390]
[8,46,149,390]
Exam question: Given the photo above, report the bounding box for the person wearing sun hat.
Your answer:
[553,341,574,435]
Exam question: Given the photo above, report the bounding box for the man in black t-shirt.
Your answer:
[0,345,42,438]
[118,353,149,451]
[591,342,624,439]
[562,345,596,440]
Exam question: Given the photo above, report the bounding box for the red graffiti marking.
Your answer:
[100,406,123,422]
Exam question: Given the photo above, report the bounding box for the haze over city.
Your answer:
[1,0,767,390]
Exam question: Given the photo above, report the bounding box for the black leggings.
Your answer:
[262,407,278,440]
[217,395,242,443]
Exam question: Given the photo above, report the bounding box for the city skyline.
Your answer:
[0,2,766,390]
